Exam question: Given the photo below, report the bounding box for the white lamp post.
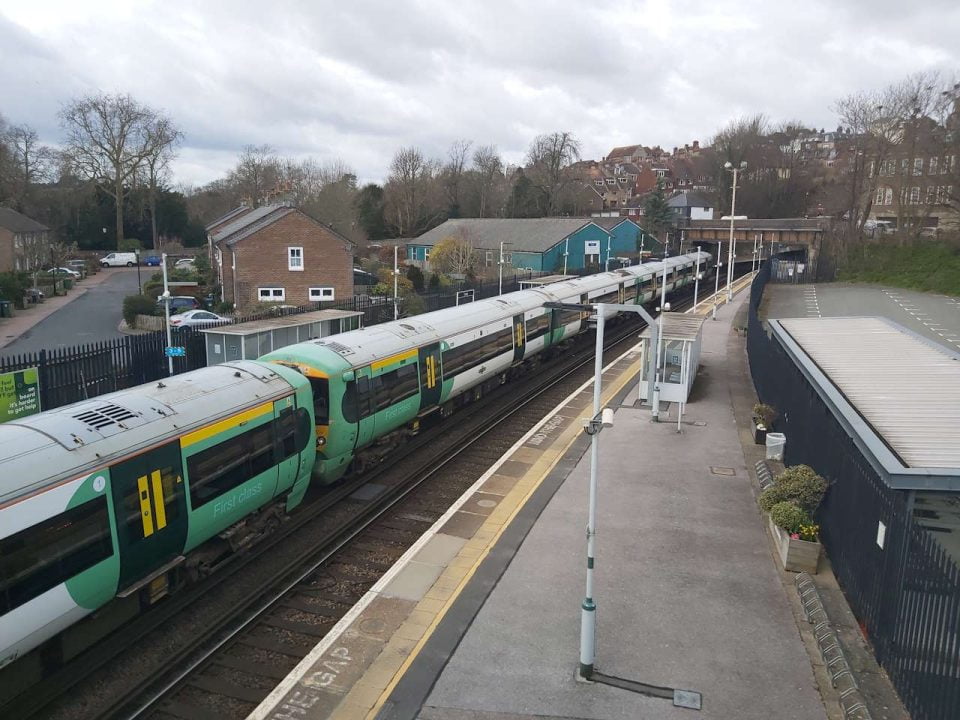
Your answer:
[499,241,512,295]
[723,160,747,300]
[712,241,722,321]
[393,245,399,320]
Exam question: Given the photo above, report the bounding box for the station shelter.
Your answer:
[637,313,705,404]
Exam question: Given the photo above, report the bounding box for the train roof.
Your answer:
[268,253,708,371]
[0,361,303,507]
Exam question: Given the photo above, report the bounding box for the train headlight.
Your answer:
[317,436,326,446]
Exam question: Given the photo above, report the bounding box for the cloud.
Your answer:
[1,0,958,186]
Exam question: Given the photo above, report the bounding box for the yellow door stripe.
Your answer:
[372,348,418,371]
[150,470,167,530]
[181,402,274,448]
[137,474,154,538]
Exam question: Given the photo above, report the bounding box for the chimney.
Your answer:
[672,147,678,155]
[692,140,699,150]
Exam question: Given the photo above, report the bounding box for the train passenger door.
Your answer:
[273,396,302,496]
[109,441,188,589]
[418,343,442,411]
[512,313,526,364]
[353,366,377,449]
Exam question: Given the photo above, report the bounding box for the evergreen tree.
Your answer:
[355,183,390,240]
[642,181,672,254]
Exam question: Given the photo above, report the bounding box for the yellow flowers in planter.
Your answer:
[795,523,820,543]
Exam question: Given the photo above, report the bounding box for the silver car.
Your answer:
[168,309,230,329]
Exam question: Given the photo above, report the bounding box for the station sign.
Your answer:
[165,346,186,357]
[0,367,41,423]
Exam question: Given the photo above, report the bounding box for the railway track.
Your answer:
[14,271,746,720]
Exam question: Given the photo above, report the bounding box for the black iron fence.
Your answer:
[747,260,960,720]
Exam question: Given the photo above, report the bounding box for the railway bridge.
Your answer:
[677,217,832,277]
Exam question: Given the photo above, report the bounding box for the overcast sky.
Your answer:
[2,0,959,188]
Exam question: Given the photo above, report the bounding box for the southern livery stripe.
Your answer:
[180,402,274,448]
[371,348,418,371]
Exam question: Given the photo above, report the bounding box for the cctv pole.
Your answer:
[579,303,604,680]
[161,253,173,376]
[693,246,701,310]
[712,241,722,321]
[726,166,741,300]
[393,245,399,320]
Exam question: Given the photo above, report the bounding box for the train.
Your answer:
[0,251,709,669]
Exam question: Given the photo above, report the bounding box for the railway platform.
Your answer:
[250,278,829,720]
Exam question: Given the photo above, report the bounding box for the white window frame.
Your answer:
[875,187,886,205]
[309,287,335,301]
[929,157,938,175]
[909,186,921,204]
[258,287,285,302]
[926,185,936,204]
[288,246,304,271]
[884,187,893,206]
[913,158,923,176]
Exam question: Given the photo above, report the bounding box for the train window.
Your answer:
[309,377,329,424]
[0,496,112,615]
[275,407,312,458]
[374,363,419,412]
[556,308,582,326]
[525,313,551,342]
[187,422,275,509]
[442,327,513,377]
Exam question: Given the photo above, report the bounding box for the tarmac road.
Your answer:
[1,268,143,357]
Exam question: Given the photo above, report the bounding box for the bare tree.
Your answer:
[525,131,581,215]
[140,116,182,249]
[4,123,54,212]
[442,139,472,216]
[472,144,504,218]
[227,144,280,206]
[60,93,176,247]
[385,146,441,236]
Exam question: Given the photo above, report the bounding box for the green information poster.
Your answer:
[0,367,41,422]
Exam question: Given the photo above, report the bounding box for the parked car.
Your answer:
[155,295,201,314]
[66,259,87,271]
[174,258,196,269]
[100,252,138,267]
[46,267,81,278]
[169,309,230,329]
[144,255,162,266]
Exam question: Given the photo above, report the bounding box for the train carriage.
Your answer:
[0,361,315,668]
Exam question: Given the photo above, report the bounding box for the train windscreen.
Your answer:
[309,377,329,424]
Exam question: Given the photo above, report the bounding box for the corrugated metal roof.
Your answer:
[640,313,706,342]
[200,309,363,336]
[407,218,610,253]
[779,317,960,470]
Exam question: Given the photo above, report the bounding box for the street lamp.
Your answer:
[498,241,512,295]
[135,249,142,294]
[723,161,747,299]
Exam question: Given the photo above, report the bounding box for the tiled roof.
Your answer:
[408,218,611,253]
[0,207,48,233]
[211,205,294,246]
[667,191,714,209]
[205,205,252,231]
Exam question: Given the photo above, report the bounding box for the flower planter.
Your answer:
[768,516,821,574]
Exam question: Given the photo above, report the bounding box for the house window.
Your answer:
[594,179,603,186]
[606,178,615,185]
[258,287,285,302]
[913,158,923,176]
[309,287,335,301]
[288,247,303,271]
[424,250,430,262]
[875,187,886,205]
[884,187,893,205]
[869,160,875,176]
[618,177,627,184]
[945,156,955,174]
[929,157,938,175]
[926,186,936,204]
[900,158,909,175]
[485,250,494,267]
[909,187,921,204]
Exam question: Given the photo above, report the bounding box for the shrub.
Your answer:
[769,502,810,533]
[123,294,155,327]
[759,465,827,515]
[405,264,425,292]
[215,301,235,315]
[753,403,777,428]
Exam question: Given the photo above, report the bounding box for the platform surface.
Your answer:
[251,277,828,720]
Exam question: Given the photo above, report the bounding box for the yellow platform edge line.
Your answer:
[364,353,645,719]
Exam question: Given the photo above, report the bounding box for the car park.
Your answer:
[100,252,138,267]
[168,309,230,329]
[144,255,162,266]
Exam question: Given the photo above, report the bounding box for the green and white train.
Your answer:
[0,252,708,669]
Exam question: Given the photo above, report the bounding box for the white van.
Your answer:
[100,252,138,267]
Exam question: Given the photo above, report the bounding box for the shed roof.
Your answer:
[0,207,48,233]
[640,313,706,342]
[772,316,960,489]
[199,309,363,336]
[408,218,610,253]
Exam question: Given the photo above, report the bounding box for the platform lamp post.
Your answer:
[135,249,142,294]
[499,241,512,295]
[563,237,569,276]
[393,245,399,321]
[161,253,173,376]
[712,241,722,321]
[723,160,747,300]
[693,246,702,310]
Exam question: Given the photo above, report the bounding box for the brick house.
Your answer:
[0,207,50,273]
[209,204,354,309]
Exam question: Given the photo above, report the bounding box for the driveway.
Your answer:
[1,268,144,356]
